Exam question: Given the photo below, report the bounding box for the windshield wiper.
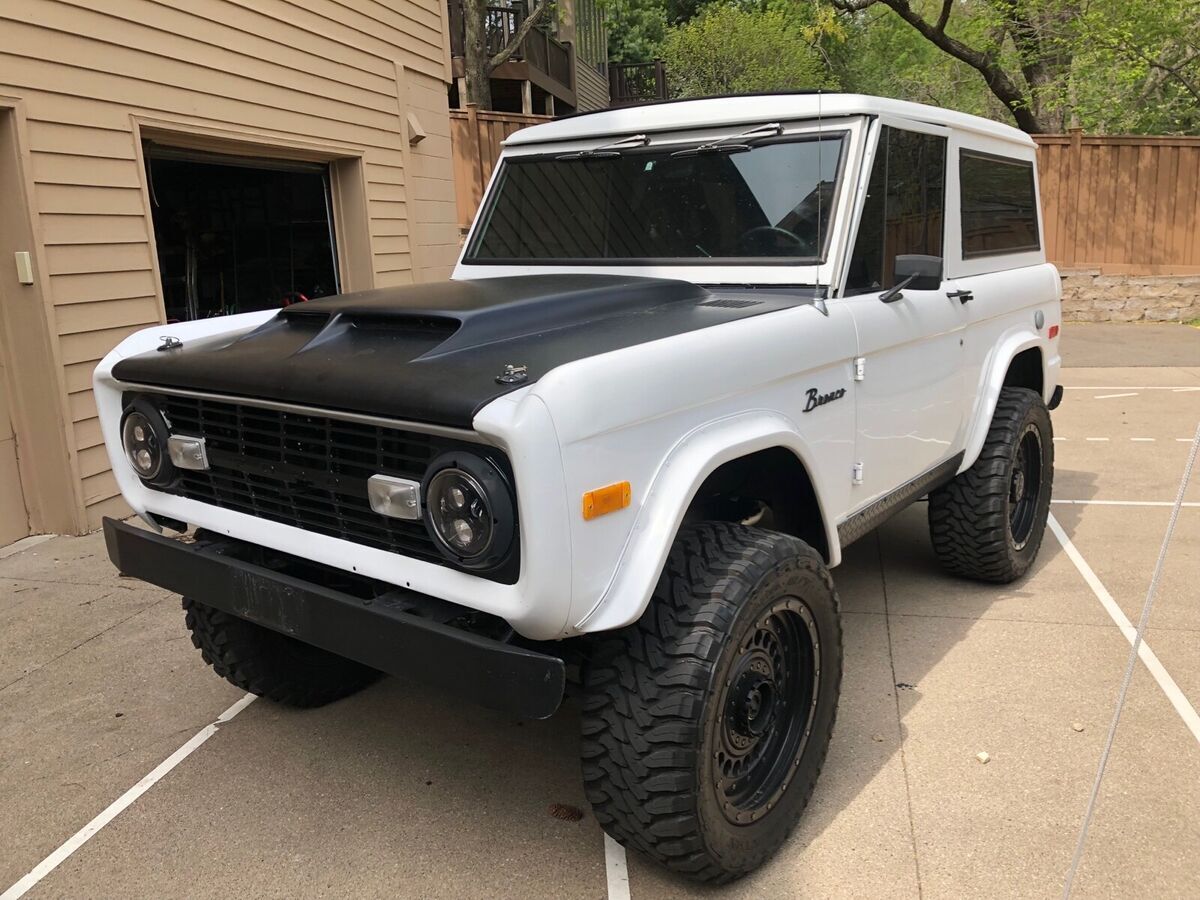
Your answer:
[670,123,783,158]
[555,133,649,161]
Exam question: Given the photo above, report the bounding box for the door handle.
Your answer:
[946,290,973,304]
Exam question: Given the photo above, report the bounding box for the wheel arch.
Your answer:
[961,333,1049,472]
[1003,346,1044,396]
[683,446,830,563]
[574,411,839,634]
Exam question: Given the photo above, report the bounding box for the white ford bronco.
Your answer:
[97,94,1061,882]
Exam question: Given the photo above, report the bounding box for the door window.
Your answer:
[845,126,946,293]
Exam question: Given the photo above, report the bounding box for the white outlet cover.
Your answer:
[14,251,33,284]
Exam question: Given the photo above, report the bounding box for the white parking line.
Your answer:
[1056,439,1195,446]
[1052,499,1200,508]
[605,833,632,900]
[1057,437,1200,443]
[0,693,257,900]
[1047,516,1200,745]
[1093,392,1137,400]
[1063,386,1200,391]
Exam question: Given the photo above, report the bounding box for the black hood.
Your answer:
[112,275,807,428]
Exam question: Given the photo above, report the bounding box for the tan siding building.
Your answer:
[0,0,459,542]
[562,0,610,112]
[574,65,610,114]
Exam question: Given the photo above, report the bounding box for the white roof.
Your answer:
[504,92,1034,148]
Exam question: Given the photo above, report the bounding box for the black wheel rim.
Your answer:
[714,599,820,825]
[1009,424,1043,550]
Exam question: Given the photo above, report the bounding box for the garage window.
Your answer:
[959,150,1040,257]
[145,146,340,322]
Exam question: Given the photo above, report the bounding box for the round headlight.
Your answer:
[427,468,494,558]
[423,452,516,570]
[120,397,175,487]
[122,409,164,480]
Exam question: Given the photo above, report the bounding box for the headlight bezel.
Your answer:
[422,449,517,573]
[119,397,177,488]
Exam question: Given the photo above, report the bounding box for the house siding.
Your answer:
[0,0,457,533]
[575,63,610,113]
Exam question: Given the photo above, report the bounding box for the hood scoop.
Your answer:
[277,274,711,360]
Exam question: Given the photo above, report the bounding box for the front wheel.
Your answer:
[183,597,380,707]
[580,523,842,883]
[928,386,1054,583]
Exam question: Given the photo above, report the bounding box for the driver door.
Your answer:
[839,123,967,506]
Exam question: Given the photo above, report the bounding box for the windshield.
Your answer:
[464,133,847,265]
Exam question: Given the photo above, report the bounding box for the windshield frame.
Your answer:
[455,116,867,286]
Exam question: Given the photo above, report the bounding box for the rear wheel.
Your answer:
[581,523,842,883]
[928,386,1054,583]
[183,597,380,707]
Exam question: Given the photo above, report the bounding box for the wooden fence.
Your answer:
[449,113,1200,274]
[1035,131,1200,274]
[450,107,551,231]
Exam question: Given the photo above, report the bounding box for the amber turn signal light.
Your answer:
[582,481,632,520]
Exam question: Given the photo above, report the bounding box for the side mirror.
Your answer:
[879,254,944,303]
[893,254,943,290]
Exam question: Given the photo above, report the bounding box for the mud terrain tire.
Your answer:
[928,386,1054,583]
[581,523,842,883]
[183,597,380,707]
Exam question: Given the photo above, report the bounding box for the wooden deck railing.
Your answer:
[608,61,668,107]
[447,2,573,95]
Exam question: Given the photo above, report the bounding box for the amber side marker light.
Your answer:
[583,481,632,520]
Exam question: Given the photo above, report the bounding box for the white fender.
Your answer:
[575,410,839,633]
[960,329,1053,472]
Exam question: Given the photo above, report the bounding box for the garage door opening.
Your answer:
[145,146,340,322]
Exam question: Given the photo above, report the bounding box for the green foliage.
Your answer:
[1071,0,1200,133]
[659,4,836,97]
[604,0,1200,133]
[827,3,1009,121]
[830,0,1200,134]
[604,0,669,64]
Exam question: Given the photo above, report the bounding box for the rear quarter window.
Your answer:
[959,151,1040,257]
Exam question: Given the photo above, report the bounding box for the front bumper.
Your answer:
[103,518,566,718]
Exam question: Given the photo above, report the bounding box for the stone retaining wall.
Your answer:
[1059,270,1200,323]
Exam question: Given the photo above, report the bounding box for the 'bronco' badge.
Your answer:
[803,387,846,413]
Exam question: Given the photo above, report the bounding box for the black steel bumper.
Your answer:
[103,518,565,719]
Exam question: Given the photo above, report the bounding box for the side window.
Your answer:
[959,151,1040,256]
[845,126,946,293]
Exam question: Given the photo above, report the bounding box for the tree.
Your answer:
[463,0,554,109]
[828,3,1006,120]
[660,4,836,97]
[829,0,1080,132]
[604,0,669,64]
[1073,0,1200,133]
[606,0,1199,134]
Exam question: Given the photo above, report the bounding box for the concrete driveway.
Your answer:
[2,324,1198,899]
